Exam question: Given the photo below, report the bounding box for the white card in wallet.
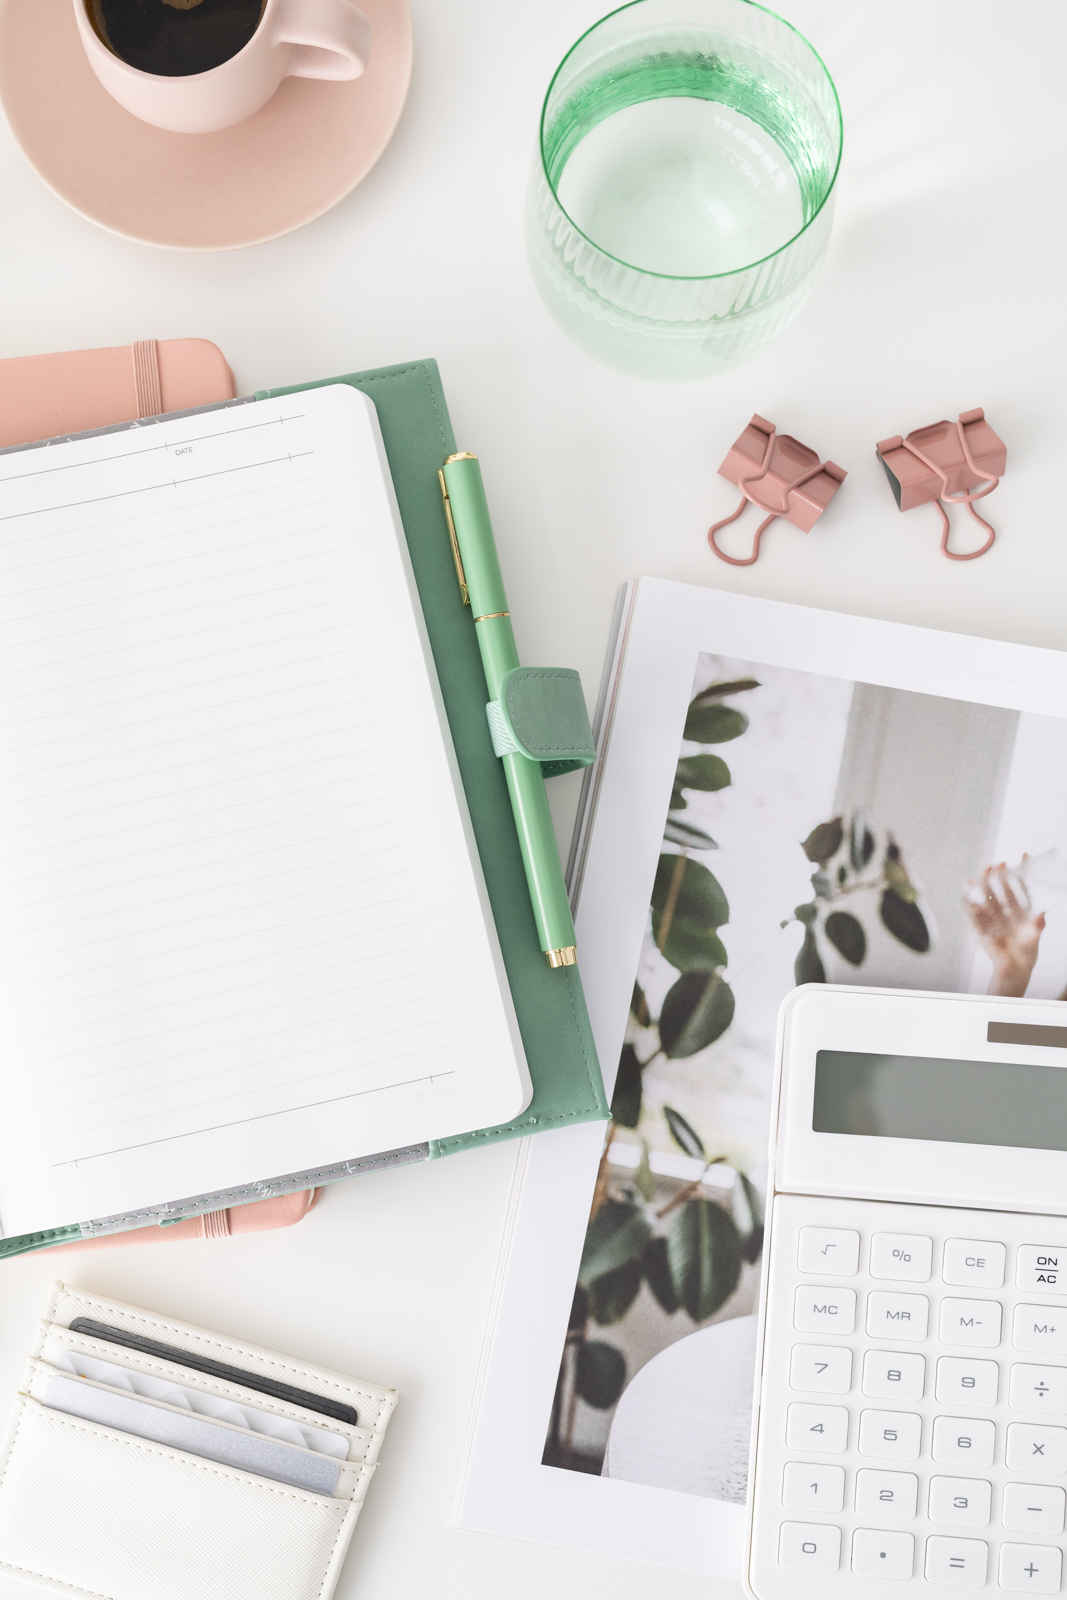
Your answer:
[0,1281,397,1600]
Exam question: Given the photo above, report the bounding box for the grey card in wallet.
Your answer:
[0,1281,395,1600]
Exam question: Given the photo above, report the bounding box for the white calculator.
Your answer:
[746,986,1067,1598]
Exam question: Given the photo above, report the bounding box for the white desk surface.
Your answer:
[0,2,1063,1597]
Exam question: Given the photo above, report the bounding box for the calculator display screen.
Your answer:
[812,1050,1067,1151]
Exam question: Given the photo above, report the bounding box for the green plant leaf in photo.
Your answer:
[683,701,749,746]
[578,1198,652,1285]
[662,816,718,851]
[588,1259,643,1325]
[675,753,731,793]
[824,909,866,966]
[795,923,827,984]
[610,1043,644,1128]
[575,1340,627,1409]
[880,887,931,952]
[651,854,729,971]
[659,969,735,1058]
[801,816,843,865]
[734,1171,765,1265]
[663,1104,707,1161]
[642,1234,680,1315]
[667,1197,743,1322]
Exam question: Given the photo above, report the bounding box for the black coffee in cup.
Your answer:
[87,0,268,77]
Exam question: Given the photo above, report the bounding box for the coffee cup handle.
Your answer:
[276,0,372,82]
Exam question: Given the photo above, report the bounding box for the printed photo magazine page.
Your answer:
[453,579,1067,1577]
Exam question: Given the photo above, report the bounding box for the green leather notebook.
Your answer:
[0,359,606,1259]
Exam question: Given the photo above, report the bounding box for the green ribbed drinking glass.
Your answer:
[525,0,842,382]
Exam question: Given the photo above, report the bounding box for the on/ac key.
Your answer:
[1018,1245,1067,1291]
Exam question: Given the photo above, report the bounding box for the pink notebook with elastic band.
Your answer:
[0,337,236,447]
[0,338,317,1253]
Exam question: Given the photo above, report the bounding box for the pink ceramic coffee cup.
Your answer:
[75,0,372,134]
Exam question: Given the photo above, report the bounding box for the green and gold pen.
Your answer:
[439,452,577,969]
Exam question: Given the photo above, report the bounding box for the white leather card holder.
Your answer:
[0,1282,397,1600]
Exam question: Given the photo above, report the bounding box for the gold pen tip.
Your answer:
[546,946,577,969]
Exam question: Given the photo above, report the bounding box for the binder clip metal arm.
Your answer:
[876,408,1006,561]
[708,414,847,566]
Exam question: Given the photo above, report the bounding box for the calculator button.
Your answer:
[859,1409,922,1460]
[778,1521,841,1572]
[855,1469,918,1519]
[998,1542,1063,1594]
[943,1238,1006,1289]
[1002,1482,1066,1534]
[936,1356,999,1407]
[794,1285,856,1334]
[1017,1245,1067,1292]
[852,1528,914,1580]
[867,1291,929,1341]
[939,1297,1002,1348]
[870,1232,932,1283]
[928,1476,992,1528]
[1010,1363,1067,1413]
[782,1462,845,1513]
[925,1535,988,1587]
[797,1226,859,1276]
[1006,1423,1067,1473]
[1013,1304,1067,1355]
[790,1344,852,1394]
[863,1350,926,1401]
[931,1416,996,1467]
[786,1403,848,1452]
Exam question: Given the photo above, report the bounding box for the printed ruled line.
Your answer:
[0,533,331,605]
[5,887,416,964]
[0,570,339,647]
[0,504,326,581]
[0,765,388,840]
[0,598,350,677]
[0,453,315,525]
[0,414,307,489]
[62,1024,442,1140]
[16,912,421,988]
[0,690,373,763]
[31,945,427,1048]
[0,639,360,710]
[0,478,319,555]
[49,983,434,1090]
[52,1060,450,1168]
[0,788,390,874]
[1,825,399,919]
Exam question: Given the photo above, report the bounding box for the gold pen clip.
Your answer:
[438,468,470,606]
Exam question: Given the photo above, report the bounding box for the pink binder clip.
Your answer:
[707,414,847,566]
[876,408,1006,561]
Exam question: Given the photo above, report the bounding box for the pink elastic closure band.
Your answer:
[131,339,163,419]
[876,408,1006,561]
[708,414,847,566]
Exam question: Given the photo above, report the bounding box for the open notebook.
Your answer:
[0,382,530,1240]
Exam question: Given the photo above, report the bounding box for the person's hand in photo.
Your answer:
[964,860,1045,997]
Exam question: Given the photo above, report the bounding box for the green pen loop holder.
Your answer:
[484,667,595,778]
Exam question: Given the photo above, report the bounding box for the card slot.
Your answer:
[50,1346,349,1459]
[0,1395,358,1600]
[37,1325,382,1470]
[28,1367,348,1498]
[40,1287,392,1432]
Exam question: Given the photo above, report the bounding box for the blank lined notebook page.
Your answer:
[0,385,529,1236]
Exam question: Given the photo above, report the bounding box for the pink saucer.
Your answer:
[0,0,412,250]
